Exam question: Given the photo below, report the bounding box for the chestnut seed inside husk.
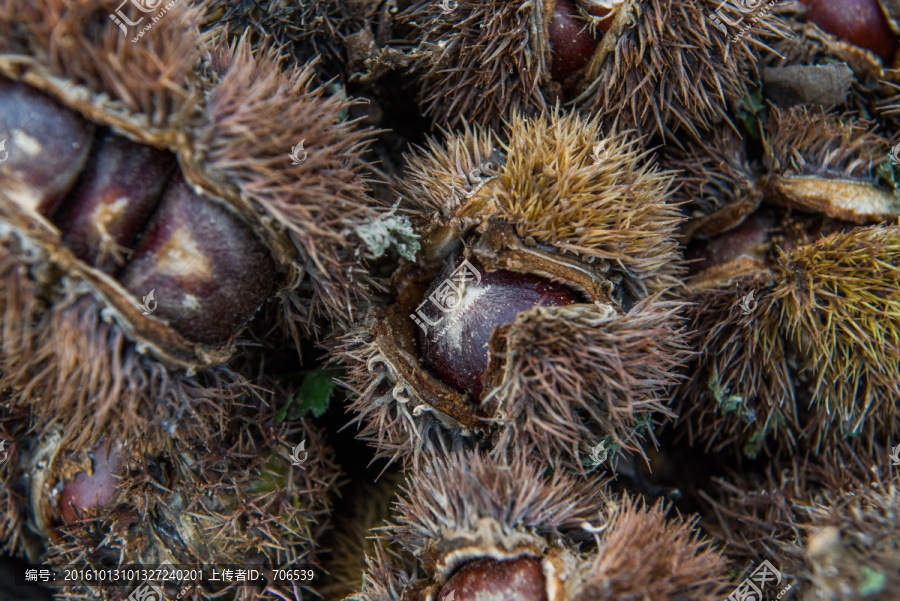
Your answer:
[53,131,176,274]
[549,0,600,83]
[58,440,124,525]
[438,556,548,601]
[419,253,576,400]
[805,0,899,62]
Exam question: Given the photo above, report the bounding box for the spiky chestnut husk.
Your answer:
[759,1,900,131]
[346,450,729,601]
[13,405,339,601]
[667,107,898,244]
[664,125,762,243]
[704,450,899,600]
[201,0,383,79]
[0,0,382,448]
[669,106,900,457]
[0,409,38,560]
[766,0,899,77]
[333,111,689,469]
[677,218,900,457]
[399,0,788,138]
[318,473,404,599]
[761,106,899,223]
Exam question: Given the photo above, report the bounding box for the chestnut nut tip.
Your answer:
[58,440,124,525]
[439,557,548,601]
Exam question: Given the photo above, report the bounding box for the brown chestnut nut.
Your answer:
[58,440,124,525]
[805,0,899,62]
[350,451,728,601]
[549,0,600,84]
[419,254,577,400]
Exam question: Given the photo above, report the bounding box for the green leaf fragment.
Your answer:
[277,369,338,422]
[858,566,887,596]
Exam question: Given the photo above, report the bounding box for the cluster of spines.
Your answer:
[351,451,729,601]
[43,407,340,601]
[762,105,889,179]
[400,0,545,129]
[704,450,899,599]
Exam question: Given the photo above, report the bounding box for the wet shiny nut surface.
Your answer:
[438,557,548,601]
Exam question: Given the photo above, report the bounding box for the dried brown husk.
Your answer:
[401,0,788,139]
[348,450,729,601]
[665,125,762,242]
[676,221,900,457]
[703,450,899,601]
[761,106,898,224]
[38,406,340,601]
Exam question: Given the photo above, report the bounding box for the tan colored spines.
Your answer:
[771,223,900,447]
[401,0,545,129]
[399,113,683,291]
[573,497,729,601]
[0,0,205,126]
[201,37,383,327]
[677,223,900,456]
[389,450,610,559]
[396,121,498,219]
[497,116,683,291]
[763,106,889,179]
